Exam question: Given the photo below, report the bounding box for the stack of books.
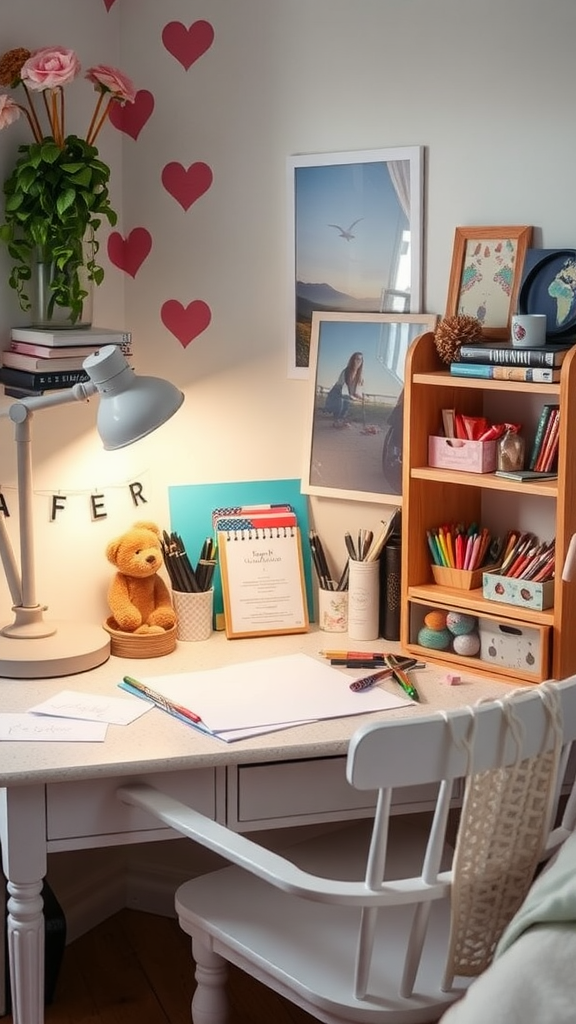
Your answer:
[527,403,561,474]
[449,340,575,383]
[0,326,133,398]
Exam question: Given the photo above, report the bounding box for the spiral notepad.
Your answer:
[217,519,309,639]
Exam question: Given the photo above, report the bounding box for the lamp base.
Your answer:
[0,621,111,679]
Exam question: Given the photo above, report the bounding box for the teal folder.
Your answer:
[168,479,314,626]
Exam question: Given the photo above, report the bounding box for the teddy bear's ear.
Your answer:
[106,539,121,564]
[133,520,161,537]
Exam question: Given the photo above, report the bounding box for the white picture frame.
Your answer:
[302,311,438,503]
[287,146,424,379]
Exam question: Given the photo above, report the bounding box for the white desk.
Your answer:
[0,628,514,1024]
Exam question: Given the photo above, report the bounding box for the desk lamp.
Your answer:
[0,344,184,679]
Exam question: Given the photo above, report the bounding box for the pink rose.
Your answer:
[85,65,136,104]
[21,46,81,91]
[0,94,22,130]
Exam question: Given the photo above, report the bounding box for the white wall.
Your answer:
[1,0,574,627]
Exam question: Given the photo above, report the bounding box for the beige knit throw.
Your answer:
[444,685,563,984]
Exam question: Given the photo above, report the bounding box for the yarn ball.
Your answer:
[424,609,448,631]
[453,632,481,657]
[418,626,452,650]
[434,315,484,365]
[446,611,477,636]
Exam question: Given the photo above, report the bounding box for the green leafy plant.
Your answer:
[1,135,117,322]
[0,46,135,323]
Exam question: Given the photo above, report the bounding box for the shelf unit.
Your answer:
[400,331,576,683]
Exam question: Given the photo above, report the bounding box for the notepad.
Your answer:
[217,519,309,638]
[120,653,412,742]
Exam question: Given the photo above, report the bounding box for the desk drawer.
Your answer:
[228,758,448,830]
[46,769,216,843]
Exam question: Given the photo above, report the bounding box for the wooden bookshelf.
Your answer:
[400,331,576,683]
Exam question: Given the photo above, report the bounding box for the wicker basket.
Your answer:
[103,618,177,658]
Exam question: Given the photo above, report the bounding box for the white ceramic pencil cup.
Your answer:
[173,589,213,642]
[347,560,380,641]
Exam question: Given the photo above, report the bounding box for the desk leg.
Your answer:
[0,785,47,1024]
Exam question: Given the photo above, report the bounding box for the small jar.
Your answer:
[497,430,525,473]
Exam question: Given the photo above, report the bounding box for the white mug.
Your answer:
[511,314,547,348]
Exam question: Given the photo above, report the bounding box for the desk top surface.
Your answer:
[0,628,516,787]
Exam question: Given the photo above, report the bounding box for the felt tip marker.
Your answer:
[382,656,420,702]
[122,675,203,724]
[349,668,393,692]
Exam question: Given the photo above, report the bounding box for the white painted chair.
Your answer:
[118,678,576,1024]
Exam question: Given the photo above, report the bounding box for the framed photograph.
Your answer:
[287,146,424,379]
[445,226,533,339]
[302,311,438,503]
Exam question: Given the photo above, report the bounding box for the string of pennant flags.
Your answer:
[0,479,150,521]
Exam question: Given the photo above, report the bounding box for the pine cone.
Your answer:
[434,315,483,364]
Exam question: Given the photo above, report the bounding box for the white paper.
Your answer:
[28,689,151,725]
[0,714,107,742]
[129,653,411,735]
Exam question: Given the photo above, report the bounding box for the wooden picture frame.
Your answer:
[287,146,424,379]
[445,226,533,339]
[302,311,438,503]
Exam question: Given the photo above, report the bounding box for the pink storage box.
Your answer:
[428,436,497,474]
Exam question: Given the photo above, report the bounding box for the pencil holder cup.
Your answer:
[173,589,213,642]
[318,587,349,632]
[347,560,380,641]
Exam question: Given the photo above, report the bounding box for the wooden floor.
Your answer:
[5,908,317,1024]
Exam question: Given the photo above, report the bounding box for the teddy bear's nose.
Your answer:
[146,554,156,564]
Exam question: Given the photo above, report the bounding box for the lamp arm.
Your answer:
[2,380,98,417]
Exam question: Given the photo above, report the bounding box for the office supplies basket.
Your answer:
[103,618,177,658]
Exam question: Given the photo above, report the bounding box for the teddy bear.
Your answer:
[105,520,177,634]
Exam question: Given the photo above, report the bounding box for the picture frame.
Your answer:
[287,146,424,379]
[302,311,438,503]
[445,226,533,339]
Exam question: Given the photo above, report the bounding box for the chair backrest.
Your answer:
[118,677,576,1017]
[346,678,576,999]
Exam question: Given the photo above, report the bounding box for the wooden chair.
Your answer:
[118,678,576,1024]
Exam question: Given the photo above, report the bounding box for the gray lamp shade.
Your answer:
[83,345,184,450]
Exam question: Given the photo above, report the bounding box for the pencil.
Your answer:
[365,507,401,562]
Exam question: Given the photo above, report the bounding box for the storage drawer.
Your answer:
[408,599,550,682]
[227,758,452,831]
[46,769,216,842]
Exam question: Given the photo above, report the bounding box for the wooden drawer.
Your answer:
[227,757,452,831]
[46,769,217,843]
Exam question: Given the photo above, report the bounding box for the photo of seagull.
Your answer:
[328,218,363,241]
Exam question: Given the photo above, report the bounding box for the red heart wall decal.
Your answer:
[103,0,116,9]
[161,162,213,211]
[108,90,154,140]
[161,299,212,348]
[162,20,215,70]
[108,229,152,278]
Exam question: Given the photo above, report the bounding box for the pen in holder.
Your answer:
[347,559,380,641]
